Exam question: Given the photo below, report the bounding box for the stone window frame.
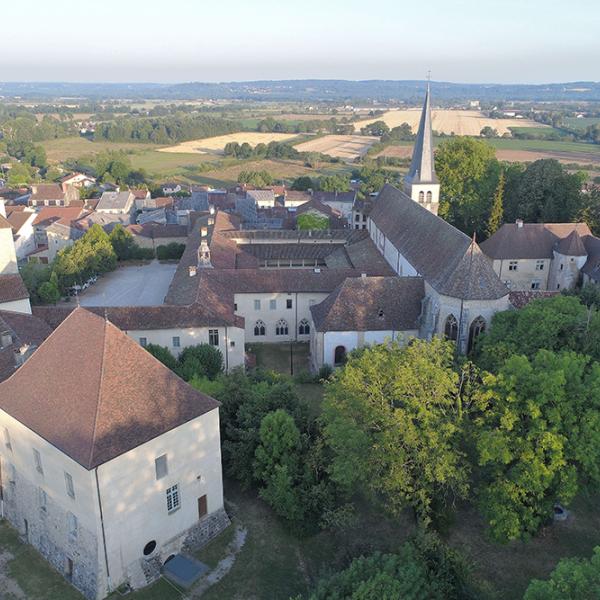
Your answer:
[208,329,219,346]
[172,336,180,348]
[275,319,289,336]
[64,472,75,499]
[535,260,545,271]
[254,320,266,336]
[508,261,518,271]
[298,319,310,336]
[166,484,181,514]
[155,455,168,480]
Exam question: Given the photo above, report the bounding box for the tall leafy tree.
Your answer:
[321,339,469,525]
[486,170,504,238]
[435,137,500,237]
[473,350,600,542]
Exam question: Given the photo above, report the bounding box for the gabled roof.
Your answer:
[556,229,587,256]
[5,209,34,234]
[32,206,85,227]
[582,235,600,282]
[369,184,507,300]
[311,276,424,332]
[30,184,65,201]
[480,222,592,260]
[0,308,220,470]
[405,85,437,185]
[313,191,356,204]
[0,214,12,229]
[96,191,134,211]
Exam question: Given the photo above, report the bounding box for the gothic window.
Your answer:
[275,319,289,336]
[254,320,266,336]
[298,319,310,335]
[418,191,425,202]
[426,191,432,202]
[334,345,347,366]
[468,316,486,353]
[444,314,458,341]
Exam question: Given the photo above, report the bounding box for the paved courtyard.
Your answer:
[78,261,177,306]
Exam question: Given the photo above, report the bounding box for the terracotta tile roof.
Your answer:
[311,276,424,332]
[33,302,243,330]
[130,188,150,199]
[509,290,560,309]
[5,210,33,233]
[0,308,220,469]
[370,184,508,300]
[480,222,592,260]
[0,214,11,229]
[30,184,65,201]
[32,206,85,227]
[0,275,29,303]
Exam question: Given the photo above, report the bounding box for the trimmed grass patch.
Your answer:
[194,523,236,569]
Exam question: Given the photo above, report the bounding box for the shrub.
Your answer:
[156,243,185,260]
[178,344,223,380]
[145,344,179,372]
[318,364,333,380]
[131,246,155,260]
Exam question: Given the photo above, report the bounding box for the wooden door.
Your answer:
[197,495,207,519]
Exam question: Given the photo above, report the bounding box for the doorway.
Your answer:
[198,495,207,519]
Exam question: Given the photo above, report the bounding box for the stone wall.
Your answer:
[3,470,99,599]
[182,507,230,553]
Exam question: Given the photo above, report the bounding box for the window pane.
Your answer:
[155,455,168,480]
[64,472,75,498]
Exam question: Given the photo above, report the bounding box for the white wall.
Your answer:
[0,298,31,314]
[13,215,36,260]
[369,220,418,276]
[97,408,224,591]
[0,228,18,274]
[125,326,245,372]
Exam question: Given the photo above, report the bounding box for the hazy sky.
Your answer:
[2,0,598,83]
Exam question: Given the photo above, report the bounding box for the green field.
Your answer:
[563,116,600,131]
[41,136,158,162]
[488,136,600,156]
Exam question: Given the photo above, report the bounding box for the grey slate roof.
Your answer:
[96,191,134,212]
[369,184,507,300]
[310,276,424,332]
[582,235,600,282]
[480,222,592,259]
[556,229,587,256]
[405,85,437,185]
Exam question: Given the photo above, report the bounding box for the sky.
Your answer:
[1,0,599,84]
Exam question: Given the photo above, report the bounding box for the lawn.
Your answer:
[487,137,600,155]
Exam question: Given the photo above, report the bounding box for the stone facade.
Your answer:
[3,469,99,599]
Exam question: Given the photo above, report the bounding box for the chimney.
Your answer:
[188,265,197,277]
[361,273,367,279]
[201,226,208,237]
[516,219,524,229]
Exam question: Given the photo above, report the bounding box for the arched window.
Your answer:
[444,314,458,341]
[254,320,266,336]
[275,319,289,336]
[426,191,432,202]
[468,316,486,353]
[298,319,310,335]
[418,191,425,202]
[334,345,347,366]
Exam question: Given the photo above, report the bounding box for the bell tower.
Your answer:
[403,79,440,215]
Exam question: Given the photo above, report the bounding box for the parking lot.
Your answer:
[78,260,177,306]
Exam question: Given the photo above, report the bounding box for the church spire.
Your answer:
[403,79,440,215]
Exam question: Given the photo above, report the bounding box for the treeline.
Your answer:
[256,116,354,135]
[435,137,600,238]
[224,140,300,160]
[94,114,241,144]
[0,112,77,144]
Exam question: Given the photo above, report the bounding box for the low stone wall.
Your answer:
[182,507,231,553]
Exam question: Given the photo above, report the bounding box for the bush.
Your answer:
[178,344,223,380]
[38,280,60,304]
[156,243,185,260]
[131,246,155,260]
[318,364,333,380]
[144,344,179,371]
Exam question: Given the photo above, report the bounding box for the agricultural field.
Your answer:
[563,116,600,131]
[354,109,546,136]
[294,134,378,159]
[158,132,299,155]
[40,136,158,162]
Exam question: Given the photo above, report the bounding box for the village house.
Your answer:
[95,191,135,215]
[4,204,36,260]
[0,211,31,314]
[60,173,97,191]
[126,223,189,251]
[0,308,228,600]
[28,183,80,208]
[480,221,600,291]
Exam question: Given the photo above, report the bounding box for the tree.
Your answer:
[486,170,504,238]
[318,174,350,192]
[578,188,600,235]
[38,277,60,304]
[145,344,179,372]
[473,350,600,542]
[503,159,585,223]
[254,409,304,521]
[178,343,223,381]
[524,547,600,599]
[7,163,32,186]
[291,176,314,191]
[435,137,500,237]
[306,534,475,600]
[480,126,499,138]
[361,120,390,137]
[297,213,329,230]
[322,339,469,525]
[109,224,136,260]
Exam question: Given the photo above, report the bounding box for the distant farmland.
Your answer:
[158,132,299,155]
[294,134,378,159]
[354,109,546,136]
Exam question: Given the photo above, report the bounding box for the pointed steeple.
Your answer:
[403,80,440,215]
[406,82,437,185]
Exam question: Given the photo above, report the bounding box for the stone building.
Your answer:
[0,308,228,599]
[480,221,600,291]
[0,208,31,314]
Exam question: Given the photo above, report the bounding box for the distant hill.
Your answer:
[1,80,600,102]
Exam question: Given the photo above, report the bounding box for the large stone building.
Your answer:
[480,221,600,291]
[0,308,227,599]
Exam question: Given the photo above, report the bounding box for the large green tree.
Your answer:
[524,547,600,599]
[435,137,500,237]
[473,350,600,541]
[321,339,469,525]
